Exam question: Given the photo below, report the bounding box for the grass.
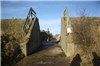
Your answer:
[71,17,100,46]
[1,17,100,66]
[1,19,26,42]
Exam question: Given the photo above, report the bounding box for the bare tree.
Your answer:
[72,9,95,46]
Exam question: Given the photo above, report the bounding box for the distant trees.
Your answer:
[40,30,53,42]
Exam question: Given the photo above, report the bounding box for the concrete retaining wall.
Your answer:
[26,17,42,55]
[60,17,74,58]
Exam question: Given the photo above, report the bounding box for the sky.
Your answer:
[1,1,100,35]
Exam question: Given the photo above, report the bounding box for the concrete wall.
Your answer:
[26,17,42,55]
[60,17,74,58]
[60,17,67,54]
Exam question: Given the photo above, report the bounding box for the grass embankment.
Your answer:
[71,17,100,66]
[1,17,100,66]
[1,19,25,66]
[1,19,26,42]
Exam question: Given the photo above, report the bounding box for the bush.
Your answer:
[40,30,53,42]
[1,34,24,66]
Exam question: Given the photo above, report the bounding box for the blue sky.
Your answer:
[1,1,100,35]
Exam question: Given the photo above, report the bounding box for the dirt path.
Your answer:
[15,42,69,66]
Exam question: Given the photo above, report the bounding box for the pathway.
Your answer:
[15,41,69,66]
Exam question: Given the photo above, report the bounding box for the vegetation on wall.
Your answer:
[71,9,100,46]
[1,34,24,66]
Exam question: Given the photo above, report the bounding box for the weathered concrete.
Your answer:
[20,17,42,56]
[26,17,42,55]
[60,17,67,54]
[60,17,74,58]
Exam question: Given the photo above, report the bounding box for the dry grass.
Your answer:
[70,17,100,66]
[1,19,26,42]
[1,17,100,66]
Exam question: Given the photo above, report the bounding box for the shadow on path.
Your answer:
[70,54,82,66]
[92,52,100,66]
